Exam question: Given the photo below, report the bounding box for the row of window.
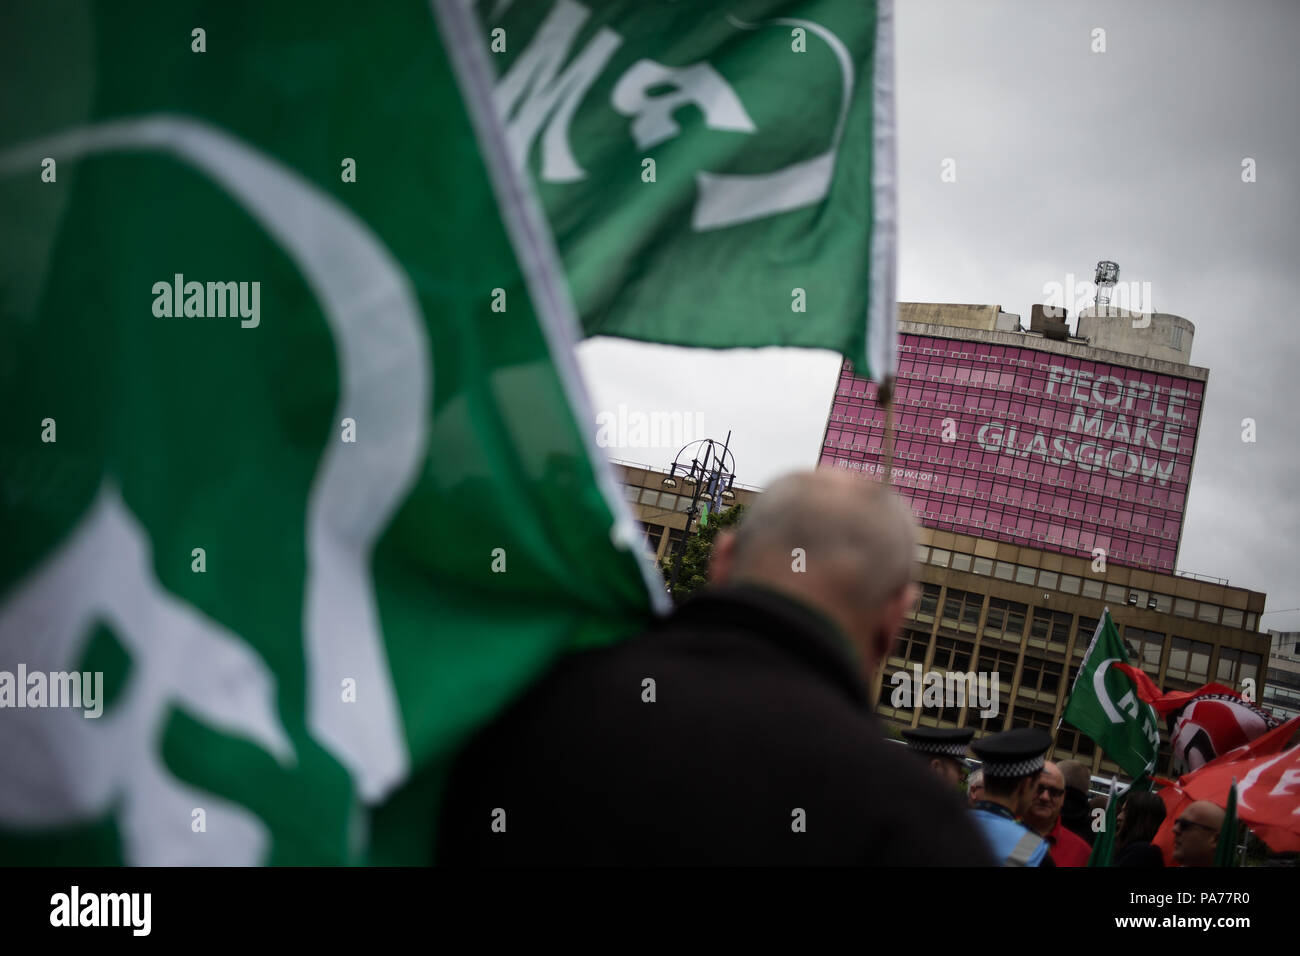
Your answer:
[916,545,1258,631]
[906,584,1262,689]
[887,591,1265,769]
[626,484,736,517]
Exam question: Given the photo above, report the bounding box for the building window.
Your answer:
[639,487,660,506]
[914,582,941,623]
[933,635,974,674]
[942,589,982,633]
[1055,726,1096,760]
[985,599,1027,643]
[1059,574,1081,595]
[1020,657,1063,697]
[1216,647,1240,684]
[1166,637,1212,683]
[1011,706,1054,731]
[1222,608,1243,629]
[891,627,932,668]
[1197,603,1220,624]
[624,485,640,502]
[1015,565,1037,585]
[915,545,930,564]
[1081,578,1104,599]
[994,561,1015,581]
[1075,616,1100,656]
[931,548,951,568]
[973,556,994,576]
[1239,652,1262,690]
[979,647,1020,691]
[1038,571,1059,590]
[1104,584,1126,604]
[641,522,665,553]
[1171,325,1183,350]
[1174,598,1196,619]
[1125,626,1166,676]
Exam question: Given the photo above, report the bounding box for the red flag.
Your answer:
[1153,716,1300,862]
[1111,664,1282,773]
[1110,664,1236,715]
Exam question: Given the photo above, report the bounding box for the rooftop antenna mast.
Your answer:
[1094,260,1120,314]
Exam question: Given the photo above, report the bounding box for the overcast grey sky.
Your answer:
[577,0,1300,630]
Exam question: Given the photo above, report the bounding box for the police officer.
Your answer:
[901,726,973,789]
[969,728,1053,867]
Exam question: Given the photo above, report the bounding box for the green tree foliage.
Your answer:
[660,503,747,602]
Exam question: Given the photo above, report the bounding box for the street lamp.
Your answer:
[663,432,737,597]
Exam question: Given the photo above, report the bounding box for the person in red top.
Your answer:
[1023,761,1092,867]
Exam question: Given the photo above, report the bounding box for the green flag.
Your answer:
[1087,774,1152,867]
[1214,780,1240,867]
[489,0,899,381]
[1087,777,1120,867]
[1063,609,1160,780]
[0,0,665,865]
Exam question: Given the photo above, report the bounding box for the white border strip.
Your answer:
[866,0,898,383]
[432,0,670,614]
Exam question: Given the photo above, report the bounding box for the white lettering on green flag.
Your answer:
[1063,609,1160,779]
[0,0,663,865]
[484,0,898,381]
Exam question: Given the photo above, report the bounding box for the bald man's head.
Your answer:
[1173,800,1225,867]
[710,469,918,676]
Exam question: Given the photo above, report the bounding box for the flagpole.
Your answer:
[880,374,895,487]
[1057,607,1109,733]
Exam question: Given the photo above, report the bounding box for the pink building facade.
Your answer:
[820,333,1205,573]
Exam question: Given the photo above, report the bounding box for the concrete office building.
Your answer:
[818,301,1271,778]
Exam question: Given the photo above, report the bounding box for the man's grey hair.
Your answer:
[1056,759,1092,795]
[729,469,917,612]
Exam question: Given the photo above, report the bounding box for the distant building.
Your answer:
[817,300,1269,778]
[1262,630,1300,721]
[820,302,1205,574]
[612,459,760,568]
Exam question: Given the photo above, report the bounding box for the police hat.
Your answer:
[970,728,1051,779]
[901,726,974,760]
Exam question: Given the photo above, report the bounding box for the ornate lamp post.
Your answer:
[662,432,737,596]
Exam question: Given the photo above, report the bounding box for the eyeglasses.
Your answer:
[1173,818,1217,835]
[1037,784,1065,798]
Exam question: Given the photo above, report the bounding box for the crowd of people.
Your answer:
[902,725,1225,866]
[434,470,1229,865]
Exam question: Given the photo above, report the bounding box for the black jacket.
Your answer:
[435,585,995,865]
[1114,841,1165,867]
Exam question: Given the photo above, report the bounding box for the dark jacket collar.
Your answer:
[666,585,870,707]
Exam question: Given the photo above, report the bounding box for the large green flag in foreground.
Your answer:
[489,0,898,381]
[0,0,666,865]
[1063,610,1160,781]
